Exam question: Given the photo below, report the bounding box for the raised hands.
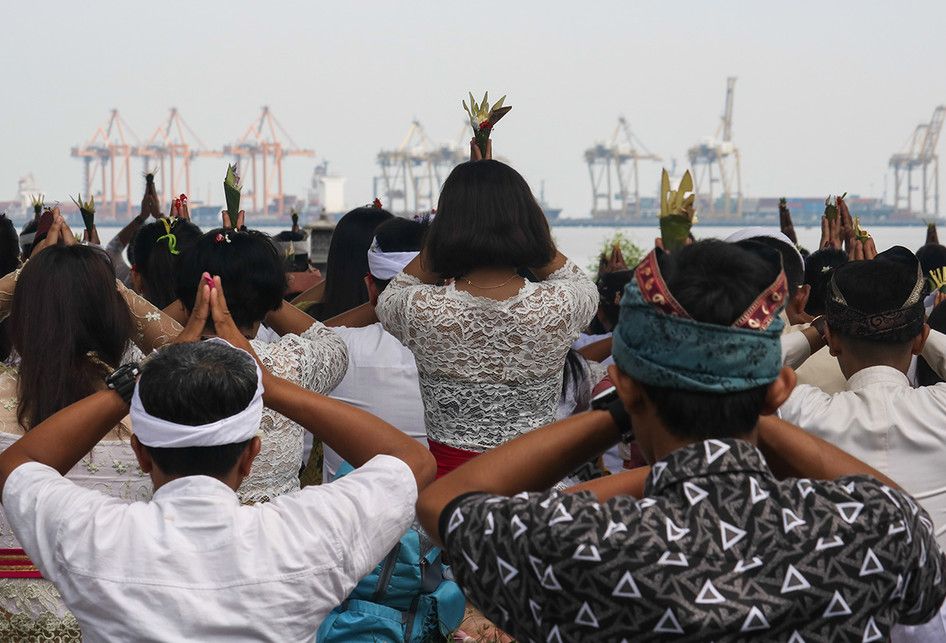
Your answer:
[848,236,877,261]
[778,198,798,245]
[927,222,939,246]
[175,273,257,357]
[31,209,78,256]
[222,210,245,230]
[469,137,492,161]
[170,194,191,221]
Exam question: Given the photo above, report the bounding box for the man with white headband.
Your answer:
[321,216,429,482]
[0,274,436,641]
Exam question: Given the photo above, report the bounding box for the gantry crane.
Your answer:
[70,109,138,219]
[136,108,223,207]
[375,120,462,215]
[687,77,743,220]
[223,107,315,216]
[585,116,661,220]
[890,106,945,217]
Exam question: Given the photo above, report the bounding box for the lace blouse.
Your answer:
[376,260,598,451]
[239,324,349,503]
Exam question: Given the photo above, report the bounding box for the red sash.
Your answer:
[0,548,42,579]
[428,440,481,478]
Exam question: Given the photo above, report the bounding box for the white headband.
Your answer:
[367,237,418,280]
[131,338,264,448]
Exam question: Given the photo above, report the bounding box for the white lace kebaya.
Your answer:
[376,260,598,452]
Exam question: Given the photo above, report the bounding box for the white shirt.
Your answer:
[321,324,427,482]
[2,455,416,642]
[779,330,946,548]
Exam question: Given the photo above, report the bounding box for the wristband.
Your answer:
[591,387,634,444]
[105,363,140,404]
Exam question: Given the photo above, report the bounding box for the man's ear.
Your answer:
[364,275,379,307]
[824,324,843,358]
[237,436,262,478]
[607,364,647,413]
[760,367,796,415]
[912,323,931,356]
[130,435,153,474]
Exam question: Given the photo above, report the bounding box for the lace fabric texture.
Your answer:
[0,367,150,640]
[237,323,348,503]
[376,260,598,451]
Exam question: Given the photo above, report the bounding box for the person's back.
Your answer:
[0,328,433,642]
[419,241,946,641]
[779,246,946,546]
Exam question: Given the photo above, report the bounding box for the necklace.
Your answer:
[463,273,520,290]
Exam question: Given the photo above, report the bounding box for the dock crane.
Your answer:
[71,109,138,219]
[890,105,945,217]
[687,77,743,220]
[585,117,661,220]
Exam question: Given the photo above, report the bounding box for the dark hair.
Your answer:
[313,207,393,320]
[19,219,38,262]
[596,269,634,329]
[918,301,946,386]
[743,235,804,292]
[917,243,946,278]
[132,218,202,309]
[803,249,848,316]
[369,216,429,292]
[138,341,257,478]
[0,215,19,361]
[425,160,556,278]
[9,245,133,429]
[176,228,286,329]
[828,249,926,345]
[636,240,780,440]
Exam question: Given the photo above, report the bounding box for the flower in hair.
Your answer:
[215,232,232,244]
[372,198,383,209]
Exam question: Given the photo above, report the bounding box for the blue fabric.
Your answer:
[612,280,784,393]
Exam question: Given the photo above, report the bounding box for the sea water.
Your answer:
[95,224,933,276]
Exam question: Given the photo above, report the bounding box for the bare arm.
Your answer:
[263,300,318,336]
[417,410,620,545]
[289,278,325,306]
[114,211,149,248]
[578,337,612,363]
[757,415,901,489]
[324,302,379,328]
[566,466,650,501]
[0,391,127,495]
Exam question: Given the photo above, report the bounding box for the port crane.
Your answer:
[136,108,223,207]
[70,109,139,219]
[223,107,315,216]
[585,116,661,219]
[375,120,463,215]
[687,77,743,220]
[890,105,945,217]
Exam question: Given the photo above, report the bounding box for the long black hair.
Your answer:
[9,245,133,429]
[314,206,393,320]
[132,218,202,309]
[0,214,20,361]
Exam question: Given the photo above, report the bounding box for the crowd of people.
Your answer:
[0,139,943,642]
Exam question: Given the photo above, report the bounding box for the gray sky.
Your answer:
[2,0,944,217]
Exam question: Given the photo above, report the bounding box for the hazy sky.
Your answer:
[2,1,944,217]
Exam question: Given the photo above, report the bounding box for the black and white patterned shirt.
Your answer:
[441,439,946,641]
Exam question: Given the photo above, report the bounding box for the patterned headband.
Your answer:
[634,250,788,331]
[826,253,926,342]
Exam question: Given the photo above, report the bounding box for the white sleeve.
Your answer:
[781,330,812,370]
[375,272,425,346]
[253,322,349,394]
[1,462,115,582]
[921,329,946,381]
[273,454,417,581]
[777,384,833,429]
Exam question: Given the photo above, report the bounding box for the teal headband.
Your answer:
[612,251,786,393]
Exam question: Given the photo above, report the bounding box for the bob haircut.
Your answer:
[132,218,203,309]
[10,245,133,429]
[425,160,556,278]
[176,228,286,329]
[315,206,393,320]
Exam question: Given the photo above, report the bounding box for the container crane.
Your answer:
[890,106,945,217]
[375,120,458,215]
[585,116,661,220]
[223,107,315,216]
[687,77,743,220]
[70,109,139,220]
[136,108,223,207]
